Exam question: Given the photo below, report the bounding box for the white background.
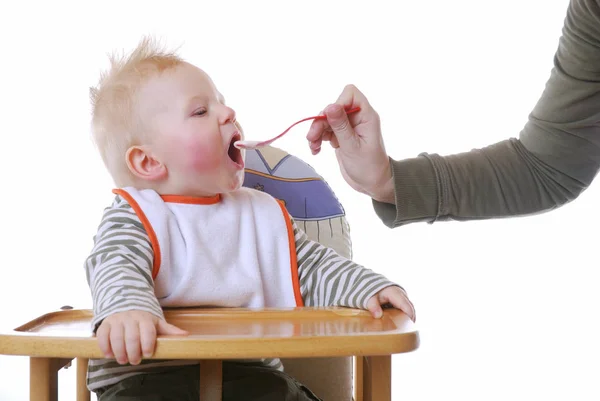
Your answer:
[2,0,598,400]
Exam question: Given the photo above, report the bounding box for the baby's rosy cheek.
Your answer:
[186,145,221,171]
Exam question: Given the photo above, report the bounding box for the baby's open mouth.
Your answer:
[228,132,243,166]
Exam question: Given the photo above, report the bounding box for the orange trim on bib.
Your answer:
[113,189,162,280]
[276,200,303,307]
[160,194,221,205]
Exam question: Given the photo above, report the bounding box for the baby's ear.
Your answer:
[126,145,167,181]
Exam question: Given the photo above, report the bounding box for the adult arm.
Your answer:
[375,0,600,227]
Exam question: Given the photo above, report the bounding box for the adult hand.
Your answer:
[306,85,394,203]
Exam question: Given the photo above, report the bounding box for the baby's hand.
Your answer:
[96,310,188,365]
[366,286,416,321]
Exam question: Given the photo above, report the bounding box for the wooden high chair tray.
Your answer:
[0,307,419,360]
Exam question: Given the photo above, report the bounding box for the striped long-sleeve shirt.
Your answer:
[84,194,397,391]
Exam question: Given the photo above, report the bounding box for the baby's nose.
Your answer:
[219,105,236,125]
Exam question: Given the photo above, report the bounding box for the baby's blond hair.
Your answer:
[90,36,184,186]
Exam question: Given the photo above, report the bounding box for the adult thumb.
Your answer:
[324,104,356,144]
[156,320,189,336]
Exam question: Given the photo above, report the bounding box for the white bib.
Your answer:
[114,187,302,308]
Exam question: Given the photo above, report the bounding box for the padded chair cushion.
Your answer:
[243,146,353,401]
[243,146,352,260]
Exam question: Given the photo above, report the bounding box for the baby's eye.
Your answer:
[193,108,207,117]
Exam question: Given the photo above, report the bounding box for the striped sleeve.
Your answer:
[84,195,164,331]
[292,218,399,308]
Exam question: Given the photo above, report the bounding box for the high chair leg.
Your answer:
[29,357,73,401]
[354,356,364,401]
[362,355,391,401]
[30,357,58,401]
[199,360,223,401]
[77,358,90,401]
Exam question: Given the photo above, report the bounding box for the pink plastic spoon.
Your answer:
[234,106,361,150]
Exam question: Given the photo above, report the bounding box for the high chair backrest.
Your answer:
[243,146,353,400]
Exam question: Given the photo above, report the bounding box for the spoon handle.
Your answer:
[236,106,361,150]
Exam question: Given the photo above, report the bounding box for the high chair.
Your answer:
[0,146,419,401]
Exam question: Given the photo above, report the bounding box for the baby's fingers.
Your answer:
[156,319,189,336]
[139,319,157,359]
[366,296,384,319]
[96,322,114,359]
[386,291,416,322]
[124,320,142,365]
[108,323,127,364]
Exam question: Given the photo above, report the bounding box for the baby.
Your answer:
[85,36,415,401]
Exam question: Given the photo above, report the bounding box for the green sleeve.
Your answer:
[374,0,600,228]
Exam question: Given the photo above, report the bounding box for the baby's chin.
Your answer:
[221,171,245,193]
